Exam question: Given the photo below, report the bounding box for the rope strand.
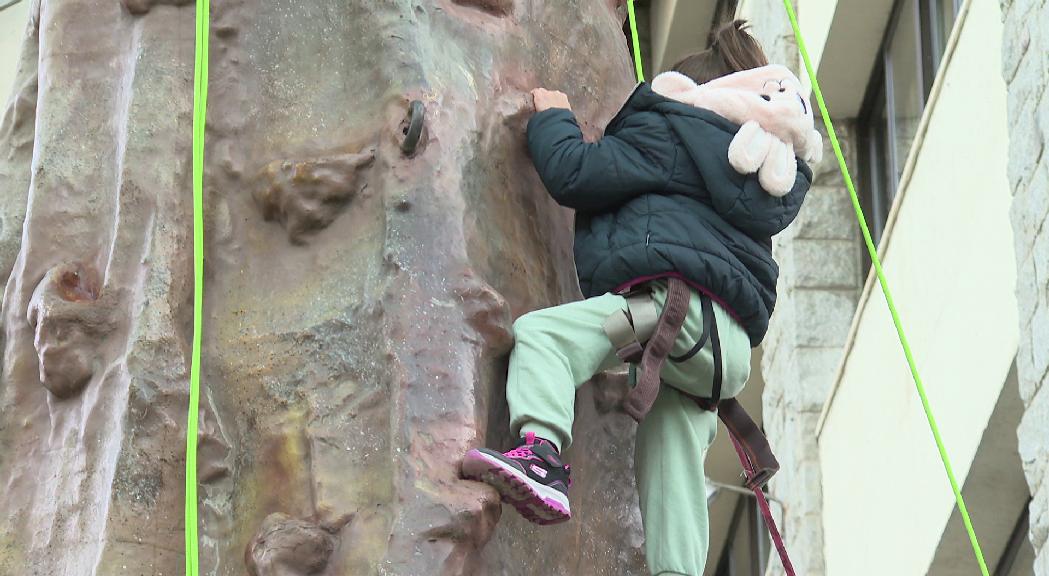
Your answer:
[186,0,210,573]
[627,0,644,82]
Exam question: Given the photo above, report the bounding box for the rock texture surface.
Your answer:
[0,1,647,574]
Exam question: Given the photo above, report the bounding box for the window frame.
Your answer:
[856,0,959,253]
[713,493,772,576]
[994,499,1035,576]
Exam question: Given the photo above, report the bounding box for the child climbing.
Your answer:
[461,20,819,576]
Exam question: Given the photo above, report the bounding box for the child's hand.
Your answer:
[532,88,572,112]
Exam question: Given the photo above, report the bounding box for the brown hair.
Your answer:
[670,20,768,85]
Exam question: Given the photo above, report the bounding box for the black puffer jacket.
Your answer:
[526,83,812,346]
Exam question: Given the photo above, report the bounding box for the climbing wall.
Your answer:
[0,1,648,574]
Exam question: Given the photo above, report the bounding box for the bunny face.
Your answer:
[729,67,814,141]
[652,65,823,196]
[705,65,810,115]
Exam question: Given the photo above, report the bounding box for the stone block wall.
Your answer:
[740,2,864,573]
[1001,0,1049,571]
[759,122,861,576]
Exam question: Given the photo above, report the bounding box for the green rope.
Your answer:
[186,0,209,573]
[627,0,644,82]
[780,2,988,573]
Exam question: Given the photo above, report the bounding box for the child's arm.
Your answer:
[526,91,676,213]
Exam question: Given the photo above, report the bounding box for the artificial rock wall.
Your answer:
[0,1,651,574]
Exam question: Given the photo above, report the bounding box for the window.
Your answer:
[995,502,1036,576]
[858,0,961,252]
[929,0,962,68]
[713,495,772,576]
[889,0,925,184]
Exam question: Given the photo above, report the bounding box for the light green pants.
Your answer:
[506,282,752,576]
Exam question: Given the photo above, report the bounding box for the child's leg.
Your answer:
[634,385,718,576]
[506,293,627,451]
[461,293,627,524]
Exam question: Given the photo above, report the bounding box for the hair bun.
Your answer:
[708,19,768,72]
[670,19,769,85]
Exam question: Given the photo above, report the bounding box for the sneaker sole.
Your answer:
[461,450,571,525]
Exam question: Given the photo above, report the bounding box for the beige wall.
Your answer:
[649,0,717,73]
[817,3,1016,574]
[812,0,895,116]
[795,0,835,91]
[736,0,835,72]
[0,1,30,100]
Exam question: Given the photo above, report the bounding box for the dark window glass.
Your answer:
[857,0,959,267]
[935,0,959,55]
[713,495,771,576]
[998,503,1036,576]
[888,0,925,184]
[861,87,893,247]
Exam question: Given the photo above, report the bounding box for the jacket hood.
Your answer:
[606,82,743,137]
[650,67,823,168]
[607,75,818,198]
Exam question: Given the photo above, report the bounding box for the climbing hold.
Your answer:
[451,0,513,16]
[455,273,513,354]
[196,406,231,484]
[245,513,350,576]
[400,100,426,157]
[590,370,631,414]
[253,149,375,245]
[26,264,119,399]
[120,0,193,15]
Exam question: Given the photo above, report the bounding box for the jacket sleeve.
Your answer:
[526,109,677,212]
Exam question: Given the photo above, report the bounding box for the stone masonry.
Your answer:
[1001,0,1049,573]
[740,2,864,574]
[759,123,860,576]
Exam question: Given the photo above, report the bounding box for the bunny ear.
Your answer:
[758,139,798,197]
[651,71,700,100]
[804,129,824,164]
[728,121,773,175]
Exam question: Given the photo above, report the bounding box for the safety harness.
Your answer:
[603,277,795,574]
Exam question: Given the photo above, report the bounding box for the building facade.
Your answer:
[747,0,1037,573]
[1002,0,1049,573]
[638,0,1043,574]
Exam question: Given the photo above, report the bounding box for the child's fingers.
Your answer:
[530,89,571,112]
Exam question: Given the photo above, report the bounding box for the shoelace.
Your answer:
[507,442,571,486]
[506,445,535,459]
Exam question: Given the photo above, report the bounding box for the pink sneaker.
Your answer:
[461,432,572,525]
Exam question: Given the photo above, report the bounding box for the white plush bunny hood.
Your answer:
[652,65,823,196]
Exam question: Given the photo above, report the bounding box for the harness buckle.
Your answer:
[602,291,659,364]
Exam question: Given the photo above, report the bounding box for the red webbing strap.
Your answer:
[623,278,691,421]
[729,431,796,575]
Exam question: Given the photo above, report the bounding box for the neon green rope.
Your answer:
[627,0,644,82]
[780,2,988,573]
[186,0,209,573]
